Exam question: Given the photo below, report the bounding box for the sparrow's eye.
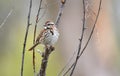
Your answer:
[47,24,51,26]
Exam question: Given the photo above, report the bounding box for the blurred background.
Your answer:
[0,0,120,76]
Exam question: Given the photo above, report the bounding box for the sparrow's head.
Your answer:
[44,21,55,29]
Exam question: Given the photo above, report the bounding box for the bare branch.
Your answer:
[32,0,43,74]
[58,47,76,76]
[62,63,74,76]
[21,0,32,76]
[0,9,13,29]
[62,0,102,75]
[69,0,86,75]
[79,0,102,58]
[55,0,66,27]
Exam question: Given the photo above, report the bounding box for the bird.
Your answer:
[29,21,59,51]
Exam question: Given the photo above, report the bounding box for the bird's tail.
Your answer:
[29,42,39,51]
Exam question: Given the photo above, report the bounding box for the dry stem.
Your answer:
[21,0,32,76]
[33,0,43,74]
[62,0,102,75]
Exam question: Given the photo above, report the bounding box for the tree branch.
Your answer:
[62,0,102,75]
[55,0,66,27]
[21,0,32,76]
[69,0,86,75]
[57,48,76,76]
[33,0,43,74]
[79,0,102,58]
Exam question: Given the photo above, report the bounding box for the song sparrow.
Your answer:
[29,21,59,51]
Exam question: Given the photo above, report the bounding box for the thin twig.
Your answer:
[62,0,102,75]
[21,0,32,76]
[79,0,102,58]
[62,63,74,76]
[57,48,76,76]
[55,0,66,27]
[0,9,13,29]
[69,0,86,75]
[33,0,43,75]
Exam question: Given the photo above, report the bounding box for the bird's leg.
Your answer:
[44,45,55,54]
[50,46,55,51]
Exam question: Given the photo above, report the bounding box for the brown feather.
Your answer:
[28,42,39,51]
[36,29,46,43]
[29,29,46,51]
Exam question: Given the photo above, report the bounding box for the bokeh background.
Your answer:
[0,0,120,76]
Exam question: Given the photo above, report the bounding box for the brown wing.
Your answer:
[28,29,45,51]
[36,29,46,43]
[28,42,39,51]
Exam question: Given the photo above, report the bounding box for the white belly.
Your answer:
[42,30,59,45]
